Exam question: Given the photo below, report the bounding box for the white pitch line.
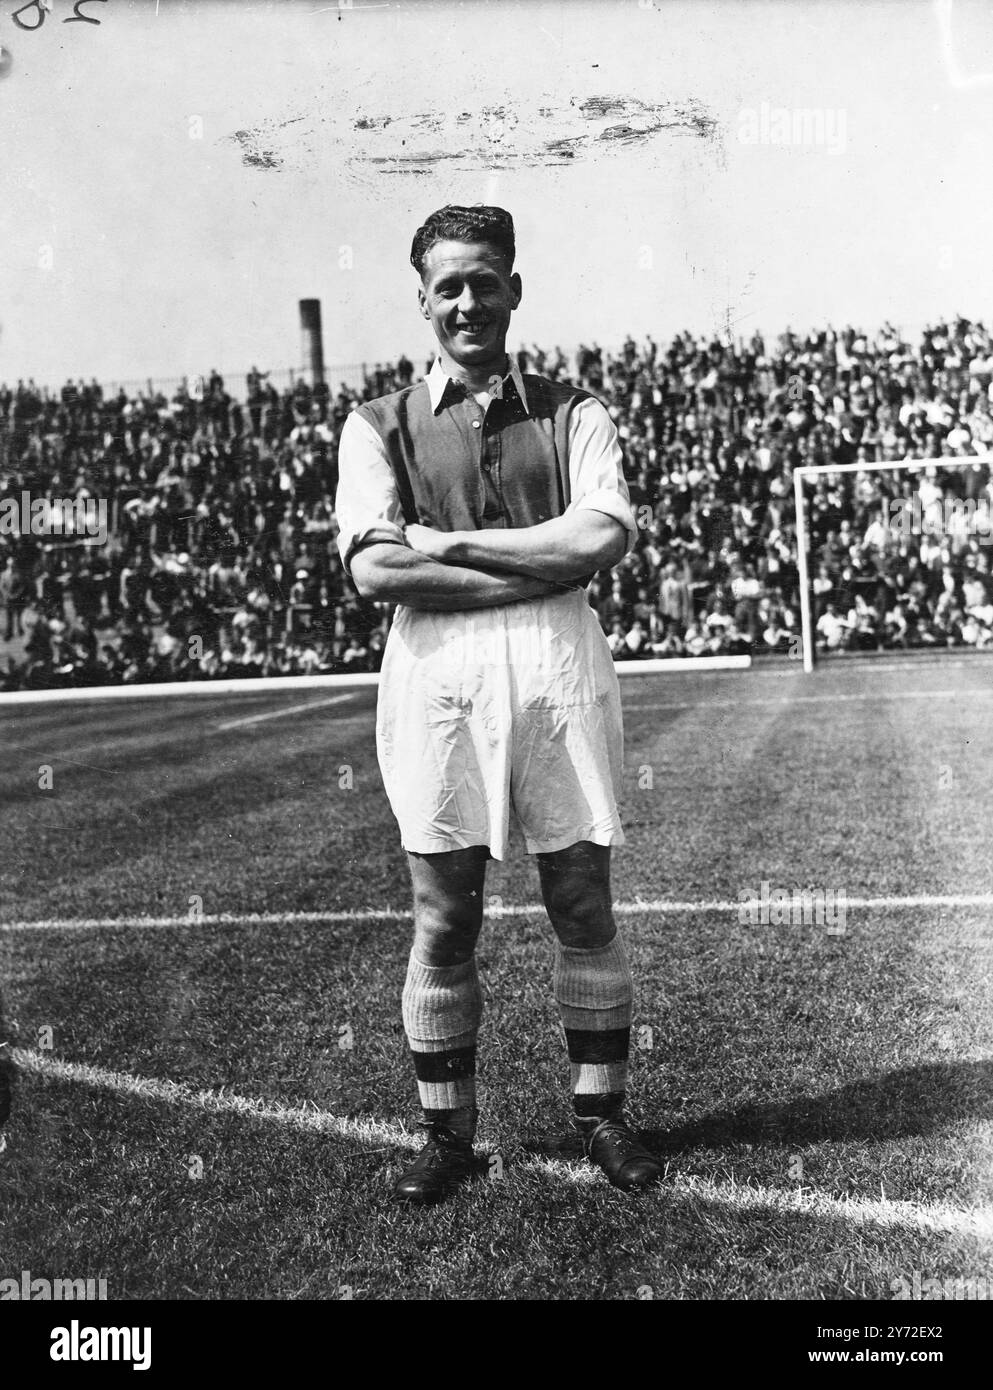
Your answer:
[11,1049,993,1239]
[0,686,978,742]
[624,688,984,713]
[215,694,356,731]
[747,660,982,677]
[4,894,993,933]
[11,1048,413,1149]
[672,1174,993,1241]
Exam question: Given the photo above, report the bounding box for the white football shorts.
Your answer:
[375,588,626,859]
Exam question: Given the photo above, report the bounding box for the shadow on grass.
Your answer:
[3,1072,964,1301]
[8,1052,989,1177]
[519,1063,993,1160]
[639,1062,993,1153]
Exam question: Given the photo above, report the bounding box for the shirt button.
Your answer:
[471,420,481,429]
[482,461,492,471]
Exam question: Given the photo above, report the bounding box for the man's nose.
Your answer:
[456,287,480,315]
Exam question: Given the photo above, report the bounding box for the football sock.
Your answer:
[402,952,481,1142]
[553,932,632,1130]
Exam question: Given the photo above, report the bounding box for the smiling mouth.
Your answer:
[456,321,490,335]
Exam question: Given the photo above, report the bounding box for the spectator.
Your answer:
[623,619,648,658]
[816,603,850,652]
[1,556,27,640]
[658,561,692,634]
[4,317,993,689]
[606,619,627,658]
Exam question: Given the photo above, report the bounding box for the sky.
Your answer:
[2,0,993,387]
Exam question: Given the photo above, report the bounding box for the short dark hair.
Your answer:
[410,205,516,277]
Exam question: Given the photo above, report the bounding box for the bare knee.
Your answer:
[537,841,616,949]
[408,847,487,966]
[412,905,479,966]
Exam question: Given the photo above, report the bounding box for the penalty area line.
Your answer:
[3,893,993,933]
[11,1049,993,1239]
[215,693,357,731]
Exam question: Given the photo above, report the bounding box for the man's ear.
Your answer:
[510,272,522,309]
[417,284,430,319]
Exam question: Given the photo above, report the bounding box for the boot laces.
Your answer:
[414,1121,472,1167]
[584,1116,641,1159]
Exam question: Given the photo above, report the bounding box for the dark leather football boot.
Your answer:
[581,1115,663,1191]
[392,1119,477,1206]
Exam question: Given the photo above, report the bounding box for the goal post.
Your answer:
[794,453,993,673]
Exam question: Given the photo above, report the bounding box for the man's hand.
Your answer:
[404,524,452,563]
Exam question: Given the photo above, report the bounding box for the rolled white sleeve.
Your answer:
[335,411,410,575]
[566,397,639,553]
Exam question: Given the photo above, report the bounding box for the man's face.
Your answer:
[418,239,521,374]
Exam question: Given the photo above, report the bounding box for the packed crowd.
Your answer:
[2,317,993,690]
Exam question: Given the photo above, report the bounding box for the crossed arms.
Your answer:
[338,394,635,612]
[349,511,628,612]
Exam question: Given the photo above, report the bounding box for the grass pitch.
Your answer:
[1,656,991,1300]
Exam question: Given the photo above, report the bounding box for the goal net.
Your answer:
[793,454,993,672]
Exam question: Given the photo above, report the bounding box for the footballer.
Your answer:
[334,205,662,1203]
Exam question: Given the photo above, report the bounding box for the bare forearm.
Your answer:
[441,512,627,582]
[349,543,568,611]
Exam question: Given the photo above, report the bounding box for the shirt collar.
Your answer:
[427,356,530,415]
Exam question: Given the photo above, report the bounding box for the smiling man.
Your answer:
[334,205,662,1203]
